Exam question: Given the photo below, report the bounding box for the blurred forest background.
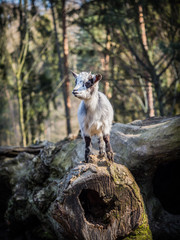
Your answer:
[0,0,179,146]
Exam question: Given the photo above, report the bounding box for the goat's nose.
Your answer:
[72,89,77,94]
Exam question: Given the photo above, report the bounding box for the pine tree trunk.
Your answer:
[138,4,155,118]
[62,0,72,135]
[17,0,28,146]
[103,28,111,98]
[50,0,72,136]
[50,0,63,76]
[17,77,26,146]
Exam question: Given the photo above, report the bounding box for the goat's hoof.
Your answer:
[85,154,92,163]
[107,151,114,162]
[84,157,89,163]
[98,152,106,158]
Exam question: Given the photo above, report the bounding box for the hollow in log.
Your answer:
[52,157,151,240]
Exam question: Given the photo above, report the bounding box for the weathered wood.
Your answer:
[52,157,151,240]
[0,144,151,239]
[0,139,72,159]
[110,116,180,240]
[0,116,180,240]
[0,144,45,158]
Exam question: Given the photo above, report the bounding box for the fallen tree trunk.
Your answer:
[110,116,180,240]
[0,152,151,240]
[0,116,180,240]
[52,158,151,240]
[0,145,43,158]
[0,139,70,159]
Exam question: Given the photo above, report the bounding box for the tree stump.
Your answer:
[52,157,151,240]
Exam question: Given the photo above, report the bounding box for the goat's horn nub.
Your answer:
[71,70,78,78]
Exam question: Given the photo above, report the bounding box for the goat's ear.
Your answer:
[94,74,102,83]
[71,70,78,79]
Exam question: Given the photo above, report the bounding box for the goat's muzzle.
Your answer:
[72,89,78,96]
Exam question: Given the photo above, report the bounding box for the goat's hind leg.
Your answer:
[84,136,91,163]
[98,136,106,158]
[103,134,114,161]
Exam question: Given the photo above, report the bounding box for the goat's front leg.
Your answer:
[103,134,114,161]
[84,136,91,163]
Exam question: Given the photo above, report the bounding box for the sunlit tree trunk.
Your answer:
[103,28,111,98]
[29,93,36,143]
[62,0,72,135]
[50,0,72,136]
[138,5,155,118]
[18,0,27,146]
[50,0,63,77]
[17,78,26,146]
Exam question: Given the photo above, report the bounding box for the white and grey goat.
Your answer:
[72,71,114,162]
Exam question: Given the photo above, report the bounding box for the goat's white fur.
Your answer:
[72,71,113,138]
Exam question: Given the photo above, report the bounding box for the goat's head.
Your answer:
[71,71,102,100]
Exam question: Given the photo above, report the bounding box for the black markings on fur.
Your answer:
[85,136,91,163]
[103,135,111,152]
[103,135,114,161]
[85,75,95,89]
[85,80,93,89]
[89,78,94,84]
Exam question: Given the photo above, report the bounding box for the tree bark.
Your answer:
[62,0,72,135]
[0,116,180,240]
[103,27,111,98]
[0,152,151,240]
[50,0,63,78]
[138,4,155,118]
[50,0,72,136]
[0,145,44,158]
[52,158,151,240]
[17,0,28,146]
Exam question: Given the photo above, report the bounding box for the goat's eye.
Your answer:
[89,78,94,84]
[85,81,92,88]
[85,78,94,88]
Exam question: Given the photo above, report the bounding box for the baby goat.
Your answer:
[72,71,114,162]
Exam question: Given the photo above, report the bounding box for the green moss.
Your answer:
[109,164,127,185]
[123,207,152,240]
[109,163,152,240]
[123,223,152,240]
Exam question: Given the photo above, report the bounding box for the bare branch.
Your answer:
[158,56,174,77]
[119,26,151,73]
